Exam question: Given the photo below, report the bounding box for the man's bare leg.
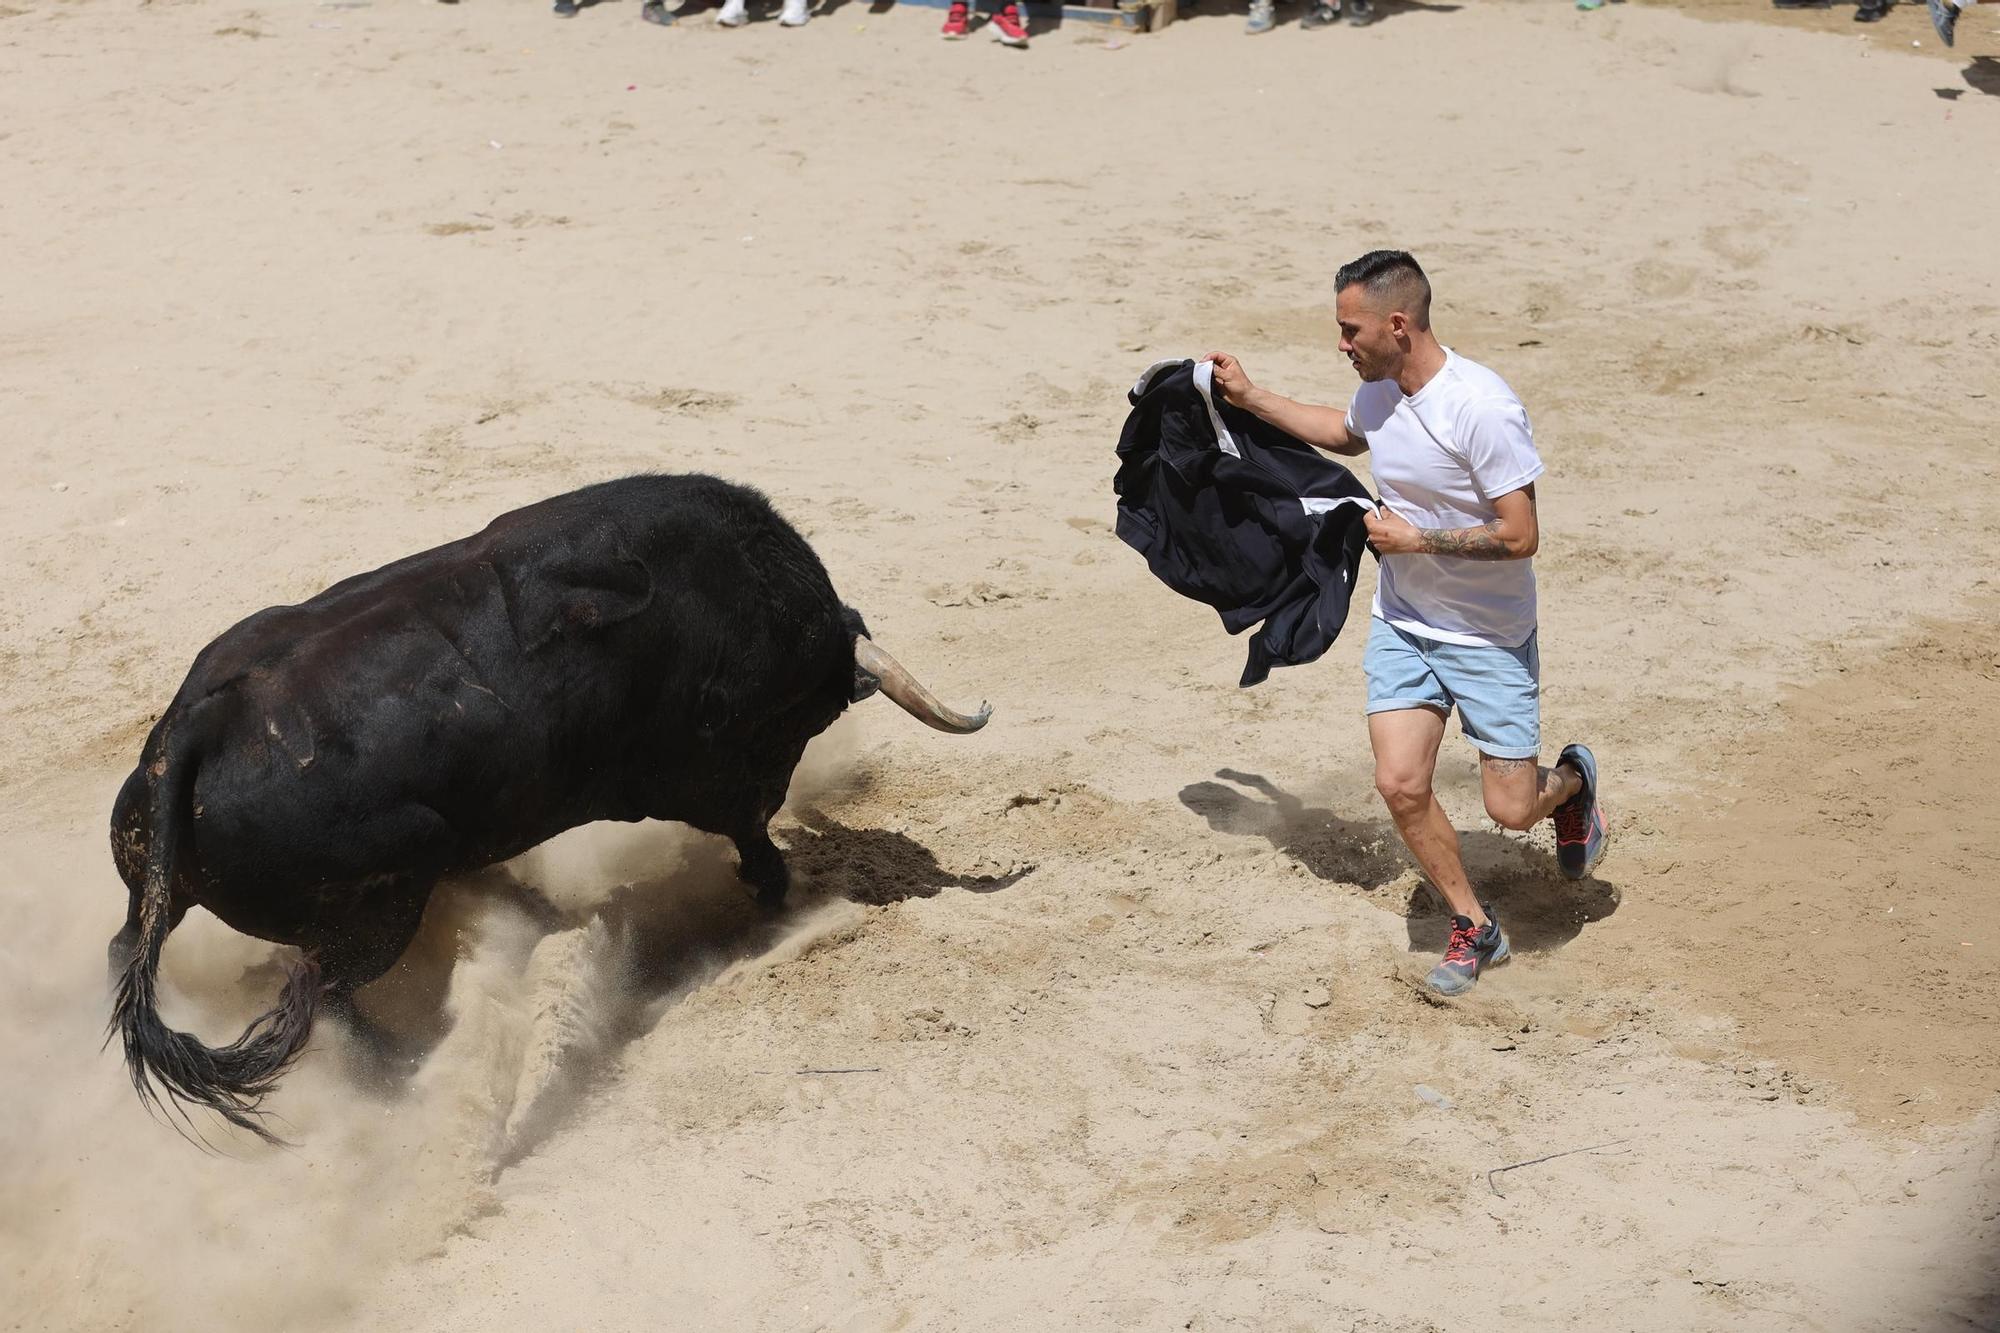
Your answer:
[1369,707,1489,929]
[1478,754,1582,833]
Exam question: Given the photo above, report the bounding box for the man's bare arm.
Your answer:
[1202,352,1368,456]
[1366,486,1539,560]
[1239,389,1368,456]
[1415,521,1515,560]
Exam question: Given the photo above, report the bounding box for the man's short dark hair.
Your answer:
[1334,250,1432,330]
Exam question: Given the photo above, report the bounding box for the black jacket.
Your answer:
[1113,358,1376,687]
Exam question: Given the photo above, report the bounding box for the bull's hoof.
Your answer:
[735,832,790,911]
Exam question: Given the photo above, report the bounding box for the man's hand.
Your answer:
[1363,506,1425,556]
[1202,351,1256,408]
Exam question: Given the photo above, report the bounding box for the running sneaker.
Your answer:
[1552,743,1607,880]
[1427,912,1510,996]
[1929,0,1959,43]
[1246,0,1276,30]
[779,0,810,24]
[941,0,970,34]
[1345,0,1374,23]
[990,1,1028,44]
[717,0,748,25]
[1301,0,1339,25]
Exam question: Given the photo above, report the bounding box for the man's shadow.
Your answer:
[1966,56,2000,98]
[1181,768,1408,889]
[1178,769,1618,955]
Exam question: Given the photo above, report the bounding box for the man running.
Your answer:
[1205,249,1607,995]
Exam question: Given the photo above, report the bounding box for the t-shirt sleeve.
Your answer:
[1344,387,1361,438]
[1457,397,1544,500]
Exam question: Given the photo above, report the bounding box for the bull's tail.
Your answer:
[109,721,320,1145]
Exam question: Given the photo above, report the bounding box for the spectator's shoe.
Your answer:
[640,0,676,21]
[1928,0,1959,40]
[1345,0,1374,22]
[554,0,579,13]
[717,0,748,25]
[1301,1,1339,27]
[1552,743,1607,880]
[1245,0,1275,30]
[990,1,1029,43]
[941,0,970,34]
[1772,0,1832,7]
[1854,0,1890,18]
[1427,912,1510,996]
[780,0,810,23]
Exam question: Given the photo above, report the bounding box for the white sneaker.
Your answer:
[779,0,810,23]
[717,0,748,25]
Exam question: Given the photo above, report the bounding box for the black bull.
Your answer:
[107,474,989,1140]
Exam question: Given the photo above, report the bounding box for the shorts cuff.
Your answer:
[1470,740,1541,760]
[1367,698,1447,716]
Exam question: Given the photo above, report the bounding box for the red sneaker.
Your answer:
[989,1,1028,44]
[940,1,970,35]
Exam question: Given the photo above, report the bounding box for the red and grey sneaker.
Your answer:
[1552,743,1607,880]
[1928,0,1960,45]
[1427,911,1509,996]
[989,1,1028,45]
[941,1,970,36]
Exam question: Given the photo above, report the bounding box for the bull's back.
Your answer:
[150,474,851,927]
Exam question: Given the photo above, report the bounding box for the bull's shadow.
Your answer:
[781,806,1033,904]
[336,811,1025,1163]
[1178,768,1618,955]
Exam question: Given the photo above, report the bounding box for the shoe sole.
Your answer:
[990,26,1027,44]
[1557,744,1604,880]
[1427,950,1506,996]
[1426,934,1510,995]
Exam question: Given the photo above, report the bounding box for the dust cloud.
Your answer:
[0,722,866,1332]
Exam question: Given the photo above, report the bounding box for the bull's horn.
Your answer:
[853,637,992,735]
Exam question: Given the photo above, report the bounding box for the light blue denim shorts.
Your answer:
[1363,617,1541,760]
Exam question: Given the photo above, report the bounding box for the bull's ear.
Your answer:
[501,523,654,654]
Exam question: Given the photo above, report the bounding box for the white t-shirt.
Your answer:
[1345,349,1543,649]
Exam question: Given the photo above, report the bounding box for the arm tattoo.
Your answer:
[1417,520,1513,560]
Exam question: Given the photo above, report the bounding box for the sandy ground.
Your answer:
[3,0,1999,1328]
